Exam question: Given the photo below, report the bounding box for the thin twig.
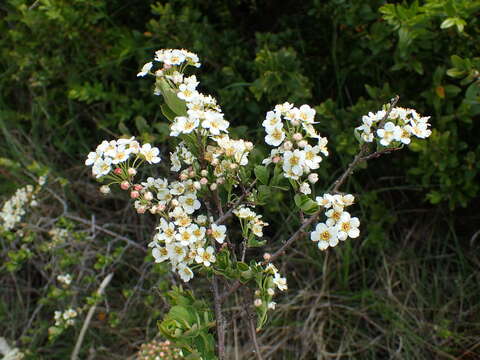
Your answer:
[214,180,257,225]
[246,305,263,360]
[212,276,225,360]
[71,273,114,360]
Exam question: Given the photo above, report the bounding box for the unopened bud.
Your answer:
[263,253,271,261]
[245,142,254,150]
[127,168,137,176]
[179,172,188,181]
[134,184,143,191]
[216,177,225,184]
[291,119,300,126]
[120,181,130,190]
[210,183,217,191]
[157,204,166,211]
[171,199,179,207]
[297,140,308,148]
[254,290,261,296]
[144,191,153,201]
[100,185,110,194]
[114,168,123,175]
[200,177,208,185]
[308,173,319,184]
[211,158,219,166]
[189,170,196,178]
[229,163,238,170]
[206,229,213,236]
[200,169,208,177]
[130,190,140,199]
[283,141,293,150]
[272,156,281,164]
[193,181,201,190]
[267,288,275,296]
[254,299,262,307]
[137,206,146,214]
[292,133,303,141]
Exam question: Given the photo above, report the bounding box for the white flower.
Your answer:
[282,150,306,178]
[137,62,153,77]
[325,207,344,226]
[177,83,199,102]
[336,212,360,240]
[210,223,226,244]
[167,243,187,263]
[177,264,194,282]
[377,122,402,146]
[178,193,201,214]
[152,246,169,262]
[85,151,101,166]
[297,104,316,123]
[262,111,282,131]
[303,145,322,170]
[268,301,277,310]
[111,146,129,164]
[272,273,287,291]
[57,274,72,286]
[140,143,161,164]
[195,246,216,267]
[176,226,195,246]
[92,157,112,178]
[202,111,229,135]
[311,223,338,250]
[264,124,286,147]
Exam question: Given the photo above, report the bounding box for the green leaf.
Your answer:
[254,165,270,185]
[294,194,319,214]
[440,18,456,30]
[161,104,177,122]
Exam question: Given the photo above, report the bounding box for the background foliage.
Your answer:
[1,0,479,359]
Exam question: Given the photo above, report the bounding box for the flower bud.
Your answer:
[120,181,130,190]
[127,168,137,176]
[189,170,196,178]
[200,169,208,177]
[137,206,146,214]
[245,142,254,150]
[267,288,275,296]
[308,173,319,184]
[211,158,219,166]
[114,168,123,175]
[229,163,237,170]
[254,299,262,307]
[157,204,166,212]
[144,191,153,201]
[283,141,293,150]
[272,156,281,164]
[254,290,261,296]
[100,185,111,194]
[171,199,179,207]
[206,229,213,236]
[200,177,208,185]
[130,190,140,199]
[291,119,300,126]
[297,140,308,148]
[210,183,217,191]
[263,253,271,261]
[179,172,188,181]
[134,184,143,191]
[193,181,201,190]
[292,133,303,141]
[216,177,225,184]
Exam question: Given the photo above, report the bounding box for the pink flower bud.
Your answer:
[189,170,196,178]
[292,133,303,141]
[120,181,130,190]
[297,140,308,148]
[130,190,140,199]
[283,141,293,150]
[127,168,137,176]
[157,204,166,211]
[200,177,208,185]
[114,168,122,175]
[254,299,262,307]
[263,253,271,261]
[136,206,146,214]
[206,229,213,236]
[272,156,281,164]
[134,184,143,191]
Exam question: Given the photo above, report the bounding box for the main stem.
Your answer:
[212,276,225,359]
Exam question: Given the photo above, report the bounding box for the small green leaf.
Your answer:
[254,165,270,185]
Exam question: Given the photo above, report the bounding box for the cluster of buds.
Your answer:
[136,339,183,360]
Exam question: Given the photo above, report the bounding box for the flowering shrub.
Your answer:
[82,49,432,359]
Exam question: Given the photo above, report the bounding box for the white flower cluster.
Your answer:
[262,103,328,191]
[253,263,288,310]
[0,337,24,360]
[233,205,269,238]
[356,106,432,146]
[54,308,78,327]
[311,194,359,250]
[85,137,160,179]
[136,176,226,282]
[0,184,38,231]
[57,274,72,286]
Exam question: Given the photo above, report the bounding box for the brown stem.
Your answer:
[212,276,225,360]
[247,306,263,360]
[214,180,257,226]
